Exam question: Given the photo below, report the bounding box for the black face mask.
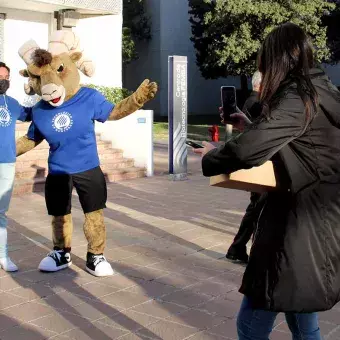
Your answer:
[0,80,9,94]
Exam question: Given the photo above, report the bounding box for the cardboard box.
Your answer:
[210,161,287,193]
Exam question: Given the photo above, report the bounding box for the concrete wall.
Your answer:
[73,14,123,88]
[2,7,51,106]
[95,110,154,176]
[124,0,239,117]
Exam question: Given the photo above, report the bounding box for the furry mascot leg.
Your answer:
[84,209,113,277]
[38,214,73,271]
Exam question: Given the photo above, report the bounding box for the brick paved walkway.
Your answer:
[2,151,340,339]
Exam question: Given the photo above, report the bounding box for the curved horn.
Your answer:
[18,39,40,65]
[48,30,95,77]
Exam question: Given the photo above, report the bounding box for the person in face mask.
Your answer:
[0,62,32,272]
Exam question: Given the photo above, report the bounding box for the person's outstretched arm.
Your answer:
[201,93,306,177]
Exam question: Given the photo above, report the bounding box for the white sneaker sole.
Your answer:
[0,264,18,272]
[86,266,114,277]
[39,261,72,272]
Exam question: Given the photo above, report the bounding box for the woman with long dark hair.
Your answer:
[195,22,340,339]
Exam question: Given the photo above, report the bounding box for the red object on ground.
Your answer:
[208,125,219,142]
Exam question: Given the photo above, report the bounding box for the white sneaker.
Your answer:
[0,257,18,272]
[86,254,114,277]
[38,250,72,272]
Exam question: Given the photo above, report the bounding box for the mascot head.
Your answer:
[18,31,95,107]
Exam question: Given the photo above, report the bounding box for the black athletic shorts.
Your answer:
[45,166,107,216]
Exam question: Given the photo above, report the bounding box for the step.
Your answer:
[13,177,46,196]
[16,151,126,170]
[104,168,147,182]
[16,147,123,164]
[16,159,48,169]
[15,166,47,180]
[13,167,146,196]
[15,159,135,180]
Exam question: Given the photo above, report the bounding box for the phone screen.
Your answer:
[221,86,237,121]
[186,140,204,149]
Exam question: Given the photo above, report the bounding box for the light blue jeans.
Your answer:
[0,163,15,258]
[237,297,322,340]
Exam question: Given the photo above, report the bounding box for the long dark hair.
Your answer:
[258,22,318,120]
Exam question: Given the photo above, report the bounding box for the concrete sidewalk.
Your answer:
[3,164,340,339]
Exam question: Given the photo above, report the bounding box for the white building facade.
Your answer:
[0,0,122,106]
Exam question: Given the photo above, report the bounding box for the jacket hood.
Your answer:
[310,68,340,128]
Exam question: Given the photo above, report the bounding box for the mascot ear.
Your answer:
[20,69,29,77]
[70,51,82,63]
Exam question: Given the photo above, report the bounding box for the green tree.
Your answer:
[323,1,340,63]
[122,0,151,65]
[188,0,336,89]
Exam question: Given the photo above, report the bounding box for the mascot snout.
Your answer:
[41,84,66,107]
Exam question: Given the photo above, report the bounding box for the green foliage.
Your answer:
[122,27,137,64]
[323,1,340,64]
[123,0,151,65]
[188,0,336,79]
[82,84,132,104]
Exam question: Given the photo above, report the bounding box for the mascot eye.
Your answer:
[57,64,64,73]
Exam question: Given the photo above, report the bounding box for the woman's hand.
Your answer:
[193,141,216,157]
[219,107,252,131]
[230,107,252,132]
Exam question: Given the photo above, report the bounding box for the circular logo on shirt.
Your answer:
[52,112,73,132]
[0,107,11,127]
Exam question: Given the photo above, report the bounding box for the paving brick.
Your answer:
[60,301,122,321]
[96,310,161,333]
[136,320,198,340]
[183,281,235,297]
[199,298,240,319]
[154,273,202,289]
[0,291,28,310]
[125,280,177,298]
[132,300,188,319]
[187,332,230,340]
[160,290,213,308]
[69,281,120,298]
[125,267,169,281]
[208,319,238,339]
[100,291,152,310]
[0,323,57,340]
[7,285,53,302]
[98,274,142,290]
[168,309,226,330]
[0,313,20,331]
[31,312,91,333]
[59,322,129,340]
[5,301,55,323]
[326,326,340,340]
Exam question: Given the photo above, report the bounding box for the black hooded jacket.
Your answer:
[202,69,340,312]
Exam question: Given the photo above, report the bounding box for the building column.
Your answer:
[0,14,5,62]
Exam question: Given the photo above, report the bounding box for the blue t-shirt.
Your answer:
[0,95,32,163]
[27,87,115,174]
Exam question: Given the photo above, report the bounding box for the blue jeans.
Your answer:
[237,297,322,340]
[0,163,15,258]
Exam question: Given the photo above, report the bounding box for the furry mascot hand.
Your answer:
[108,79,158,121]
[134,79,158,105]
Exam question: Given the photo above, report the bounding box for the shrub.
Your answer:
[82,84,132,104]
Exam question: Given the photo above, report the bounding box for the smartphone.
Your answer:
[221,86,237,121]
[186,140,204,149]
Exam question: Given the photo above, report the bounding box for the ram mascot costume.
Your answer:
[16,31,157,277]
